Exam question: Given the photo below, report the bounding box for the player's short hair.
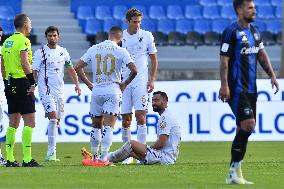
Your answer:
[14,13,29,29]
[233,0,254,14]
[109,26,123,37]
[125,8,143,22]
[45,26,60,37]
[153,91,168,102]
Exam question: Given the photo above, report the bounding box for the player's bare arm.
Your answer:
[119,62,137,92]
[67,66,81,96]
[148,53,158,93]
[219,55,230,102]
[258,48,279,94]
[75,60,93,91]
[151,134,168,150]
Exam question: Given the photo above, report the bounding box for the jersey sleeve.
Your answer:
[63,48,73,68]
[31,49,42,71]
[158,116,171,136]
[80,47,92,65]
[220,27,236,57]
[147,32,157,55]
[121,48,134,67]
[19,38,31,53]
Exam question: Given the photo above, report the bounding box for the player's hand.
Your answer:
[75,85,81,96]
[87,84,93,91]
[117,82,127,92]
[27,85,35,95]
[271,76,279,94]
[147,80,155,93]
[218,85,230,102]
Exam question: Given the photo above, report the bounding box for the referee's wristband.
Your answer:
[26,73,36,86]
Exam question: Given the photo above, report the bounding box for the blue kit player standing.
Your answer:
[218,0,279,185]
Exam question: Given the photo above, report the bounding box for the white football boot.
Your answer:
[226,164,254,185]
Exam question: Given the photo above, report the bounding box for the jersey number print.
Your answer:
[95,54,116,76]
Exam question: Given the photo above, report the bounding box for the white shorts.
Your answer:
[121,85,149,114]
[143,146,175,165]
[90,94,122,117]
[40,94,64,119]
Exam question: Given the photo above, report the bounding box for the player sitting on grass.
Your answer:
[82,91,181,165]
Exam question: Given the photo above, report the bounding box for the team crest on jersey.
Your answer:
[60,52,63,56]
[5,41,13,48]
[138,37,143,42]
[239,31,246,36]
[159,121,166,130]
[241,36,248,42]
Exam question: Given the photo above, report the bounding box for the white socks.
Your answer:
[100,126,113,161]
[0,148,2,158]
[137,125,147,144]
[122,127,131,143]
[90,128,101,160]
[47,119,57,156]
[107,141,132,163]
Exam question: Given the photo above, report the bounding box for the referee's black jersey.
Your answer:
[220,22,264,94]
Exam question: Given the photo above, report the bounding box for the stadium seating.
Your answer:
[71,0,282,46]
[0,6,16,21]
[149,5,167,20]
[167,5,184,20]
[185,5,203,20]
[203,5,220,19]
[257,5,275,19]
[0,19,15,35]
[76,6,94,27]
[95,6,113,20]
[113,5,128,20]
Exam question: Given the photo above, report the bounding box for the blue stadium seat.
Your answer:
[113,5,128,20]
[121,21,128,30]
[275,6,282,18]
[255,0,271,5]
[212,19,231,34]
[252,20,266,32]
[257,5,275,19]
[271,0,282,6]
[103,19,121,32]
[194,19,212,34]
[0,0,21,13]
[217,0,231,6]
[203,5,220,19]
[149,5,166,20]
[167,5,184,20]
[131,5,148,19]
[266,19,282,34]
[76,6,94,27]
[0,6,15,21]
[141,19,157,32]
[175,19,194,34]
[84,19,103,35]
[200,0,217,6]
[221,5,237,19]
[0,20,15,34]
[95,6,112,20]
[180,0,199,6]
[185,5,202,20]
[157,19,175,34]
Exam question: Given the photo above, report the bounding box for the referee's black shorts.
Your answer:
[4,78,36,114]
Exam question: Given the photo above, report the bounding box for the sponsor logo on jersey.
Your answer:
[240,46,259,54]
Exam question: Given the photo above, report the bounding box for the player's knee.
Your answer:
[122,114,132,128]
[135,114,146,125]
[241,119,255,132]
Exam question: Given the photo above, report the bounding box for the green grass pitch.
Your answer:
[0,142,283,189]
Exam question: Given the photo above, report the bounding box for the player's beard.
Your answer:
[244,15,255,23]
[153,106,163,112]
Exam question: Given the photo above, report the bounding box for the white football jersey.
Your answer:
[122,29,157,87]
[32,44,72,98]
[157,109,181,162]
[81,40,133,95]
[0,45,6,105]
